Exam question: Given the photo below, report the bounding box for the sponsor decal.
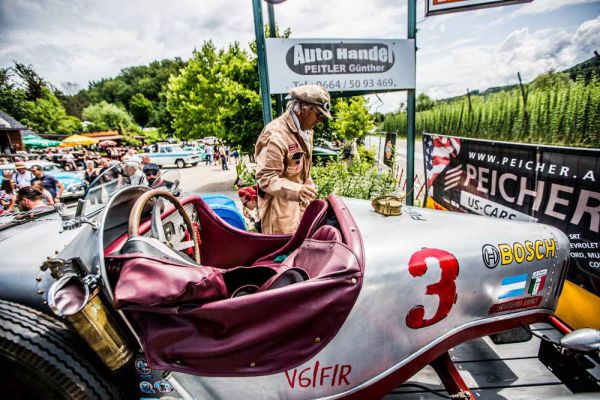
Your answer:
[528,269,548,295]
[489,295,543,314]
[139,381,155,394]
[460,191,536,221]
[406,248,459,329]
[286,42,395,75]
[135,358,152,375]
[482,239,556,267]
[405,207,427,221]
[285,361,351,389]
[482,244,501,268]
[154,380,174,393]
[498,274,528,300]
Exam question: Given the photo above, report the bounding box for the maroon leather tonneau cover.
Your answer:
[111,196,364,376]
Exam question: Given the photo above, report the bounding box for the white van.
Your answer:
[203,136,218,145]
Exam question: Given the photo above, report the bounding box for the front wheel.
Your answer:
[0,300,125,400]
[175,159,186,168]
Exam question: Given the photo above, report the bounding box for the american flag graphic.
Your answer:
[424,135,462,188]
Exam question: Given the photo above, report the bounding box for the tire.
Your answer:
[0,300,125,400]
[175,159,185,168]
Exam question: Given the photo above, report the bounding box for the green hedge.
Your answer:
[382,76,600,147]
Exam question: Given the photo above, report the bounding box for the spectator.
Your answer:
[204,145,213,166]
[218,144,228,170]
[13,162,34,189]
[238,185,260,232]
[31,165,64,203]
[32,181,54,205]
[0,178,16,212]
[254,84,330,234]
[123,162,147,186]
[143,163,173,189]
[83,161,98,185]
[16,186,53,212]
[231,149,240,165]
[141,154,152,166]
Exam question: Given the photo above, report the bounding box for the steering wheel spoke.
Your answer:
[129,189,201,264]
[173,240,195,251]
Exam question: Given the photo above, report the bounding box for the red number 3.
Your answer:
[406,248,459,329]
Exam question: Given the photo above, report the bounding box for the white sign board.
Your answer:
[426,0,532,16]
[266,38,415,95]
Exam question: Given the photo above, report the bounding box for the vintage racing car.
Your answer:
[0,162,596,399]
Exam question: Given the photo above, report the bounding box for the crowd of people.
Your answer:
[0,140,245,216]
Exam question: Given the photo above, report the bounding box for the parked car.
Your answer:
[203,136,218,145]
[0,160,591,400]
[182,145,206,160]
[312,146,339,164]
[135,143,202,168]
[0,160,86,200]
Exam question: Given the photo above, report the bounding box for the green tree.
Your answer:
[416,93,435,111]
[0,67,29,121]
[331,97,374,141]
[21,87,68,133]
[129,93,153,127]
[82,101,135,131]
[530,70,570,92]
[167,41,221,140]
[166,41,264,153]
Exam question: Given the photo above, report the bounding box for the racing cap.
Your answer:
[143,163,160,175]
[288,85,332,120]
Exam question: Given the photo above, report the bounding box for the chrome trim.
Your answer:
[324,308,553,399]
[47,273,90,317]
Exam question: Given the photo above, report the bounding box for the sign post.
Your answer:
[406,0,417,206]
[252,0,273,125]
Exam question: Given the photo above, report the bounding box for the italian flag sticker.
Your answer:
[528,269,547,295]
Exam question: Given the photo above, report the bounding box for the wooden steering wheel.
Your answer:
[128,189,201,264]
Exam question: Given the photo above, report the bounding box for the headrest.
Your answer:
[311,225,342,242]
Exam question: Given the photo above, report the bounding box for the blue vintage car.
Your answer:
[0,160,86,200]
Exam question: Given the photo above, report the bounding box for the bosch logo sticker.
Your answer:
[482,239,556,267]
[482,244,500,268]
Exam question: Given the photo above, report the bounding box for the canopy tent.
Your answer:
[59,134,99,147]
[22,135,61,149]
[98,139,117,147]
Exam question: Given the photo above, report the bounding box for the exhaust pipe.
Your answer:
[48,273,133,371]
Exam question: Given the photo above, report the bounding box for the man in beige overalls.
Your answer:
[255,85,332,234]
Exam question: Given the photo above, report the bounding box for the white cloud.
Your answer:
[417,15,599,102]
[511,0,599,17]
[0,0,596,114]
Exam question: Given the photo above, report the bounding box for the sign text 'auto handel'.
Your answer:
[287,43,395,75]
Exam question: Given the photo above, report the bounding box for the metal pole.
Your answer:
[252,0,273,124]
[406,0,417,206]
[267,3,284,116]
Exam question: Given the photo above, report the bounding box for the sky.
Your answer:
[0,0,598,113]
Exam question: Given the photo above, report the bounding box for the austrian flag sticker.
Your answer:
[528,269,547,295]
